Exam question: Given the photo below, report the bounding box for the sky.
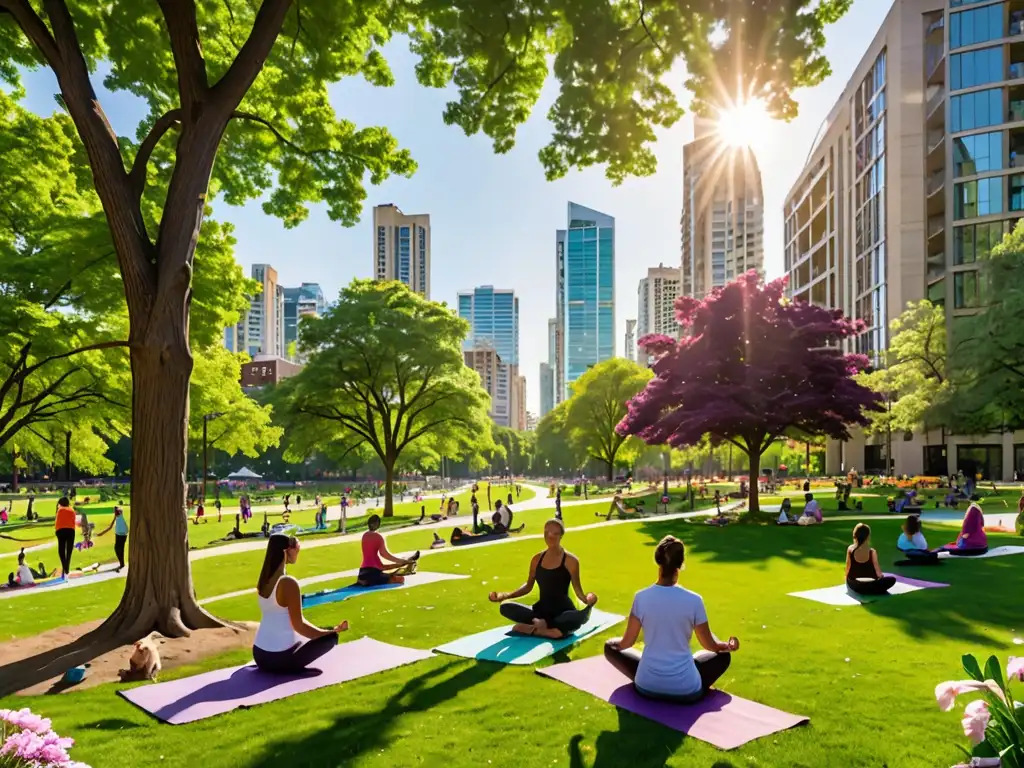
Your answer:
[18,1,888,416]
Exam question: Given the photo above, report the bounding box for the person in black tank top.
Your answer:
[846,523,896,596]
[489,519,598,638]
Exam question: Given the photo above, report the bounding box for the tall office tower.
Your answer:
[555,202,616,400]
[223,305,248,355]
[784,0,1024,481]
[372,203,431,298]
[513,374,527,432]
[680,118,765,298]
[282,283,327,359]
[248,264,284,357]
[637,264,683,341]
[539,362,554,417]
[546,317,559,408]
[624,319,637,362]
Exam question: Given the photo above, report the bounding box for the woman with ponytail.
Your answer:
[604,535,738,702]
[253,534,348,674]
[845,523,896,595]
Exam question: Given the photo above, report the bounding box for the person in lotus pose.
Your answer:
[846,523,896,595]
[941,503,988,556]
[488,519,597,638]
[358,515,419,586]
[604,535,738,702]
[253,534,347,674]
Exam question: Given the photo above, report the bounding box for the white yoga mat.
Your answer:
[937,545,1024,560]
[788,576,945,607]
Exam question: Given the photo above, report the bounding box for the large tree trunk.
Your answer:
[383,461,395,517]
[105,302,222,638]
[747,448,761,514]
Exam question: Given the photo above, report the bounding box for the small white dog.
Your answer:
[118,636,161,682]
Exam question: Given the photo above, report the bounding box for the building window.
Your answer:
[928,277,946,307]
[954,220,1010,264]
[950,4,1004,50]
[954,177,1004,219]
[951,88,1004,132]
[954,270,980,308]
[953,131,1003,177]
[950,46,1005,90]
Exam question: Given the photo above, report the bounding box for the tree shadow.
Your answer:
[0,625,128,698]
[247,657,503,767]
[566,706,685,768]
[78,718,142,731]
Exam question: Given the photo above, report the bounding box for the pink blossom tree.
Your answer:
[617,271,882,514]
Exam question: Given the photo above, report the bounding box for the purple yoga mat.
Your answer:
[118,637,433,725]
[538,655,809,750]
[886,573,949,589]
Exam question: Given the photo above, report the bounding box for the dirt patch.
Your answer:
[0,620,258,696]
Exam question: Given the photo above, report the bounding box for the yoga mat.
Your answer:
[118,637,433,725]
[451,531,509,546]
[938,545,1024,560]
[0,567,124,601]
[301,571,466,608]
[788,573,948,606]
[434,608,623,665]
[537,655,808,750]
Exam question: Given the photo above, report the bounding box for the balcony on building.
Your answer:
[927,169,947,217]
[1009,41,1024,80]
[928,214,946,242]
[926,83,946,129]
[1012,4,1024,36]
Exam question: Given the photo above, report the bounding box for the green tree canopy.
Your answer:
[858,300,949,436]
[564,358,652,479]
[535,401,584,475]
[943,223,1024,433]
[273,280,494,515]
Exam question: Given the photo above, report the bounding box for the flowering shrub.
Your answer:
[936,653,1024,768]
[0,708,90,768]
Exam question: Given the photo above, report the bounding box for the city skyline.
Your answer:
[16,1,906,416]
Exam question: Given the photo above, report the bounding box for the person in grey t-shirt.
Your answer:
[604,535,739,702]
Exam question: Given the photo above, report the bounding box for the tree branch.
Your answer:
[0,0,60,69]
[22,340,129,379]
[155,0,210,115]
[637,0,667,58]
[130,110,182,201]
[213,0,292,111]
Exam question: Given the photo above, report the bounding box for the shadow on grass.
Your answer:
[79,718,142,731]
[247,657,503,767]
[567,707,686,768]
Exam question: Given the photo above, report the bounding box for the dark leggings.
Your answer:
[944,546,989,557]
[55,529,75,575]
[114,535,127,568]
[899,548,939,563]
[604,641,732,702]
[253,632,339,674]
[847,575,897,595]
[499,602,592,636]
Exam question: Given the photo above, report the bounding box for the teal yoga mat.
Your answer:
[434,608,624,665]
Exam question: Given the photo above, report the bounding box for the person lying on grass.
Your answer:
[6,548,54,587]
[358,514,420,586]
[604,535,738,702]
[488,518,597,639]
[254,534,348,675]
[846,523,896,596]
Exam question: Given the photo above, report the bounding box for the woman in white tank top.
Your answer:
[253,534,349,674]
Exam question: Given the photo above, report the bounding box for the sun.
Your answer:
[714,99,773,149]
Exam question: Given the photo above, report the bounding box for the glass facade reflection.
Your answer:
[950,3,1003,49]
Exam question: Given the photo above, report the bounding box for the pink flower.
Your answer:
[962,699,991,746]
[1008,656,1024,682]
[936,680,988,711]
[1,706,52,734]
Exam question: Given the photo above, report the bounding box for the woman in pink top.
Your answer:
[942,503,988,555]
[357,515,420,586]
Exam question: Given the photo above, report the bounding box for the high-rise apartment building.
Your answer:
[784,0,1024,481]
[681,119,765,298]
[513,374,527,434]
[282,283,327,358]
[372,203,431,298]
[637,265,682,341]
[624,319,637,362]
[247,264,284,358]
[555,202,615,400]
[464,346,518,427]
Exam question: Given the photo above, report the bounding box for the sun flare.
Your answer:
[715,99,773,149]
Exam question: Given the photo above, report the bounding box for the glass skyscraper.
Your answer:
[557,202,615,399]
[457,286,519,365]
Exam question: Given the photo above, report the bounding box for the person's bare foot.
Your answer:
[511,623,536,635]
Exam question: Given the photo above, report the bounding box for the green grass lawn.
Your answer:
[3,508,1019,767]
[1,492,1020,767]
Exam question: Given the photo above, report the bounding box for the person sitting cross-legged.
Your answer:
[604,535,737,702]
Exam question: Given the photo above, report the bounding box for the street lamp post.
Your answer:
[202,412,225,502]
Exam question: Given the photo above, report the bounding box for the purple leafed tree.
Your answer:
[618,271,883,514]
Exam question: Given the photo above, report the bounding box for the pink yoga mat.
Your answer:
[538,655,809,750]
[118,637,433,725]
